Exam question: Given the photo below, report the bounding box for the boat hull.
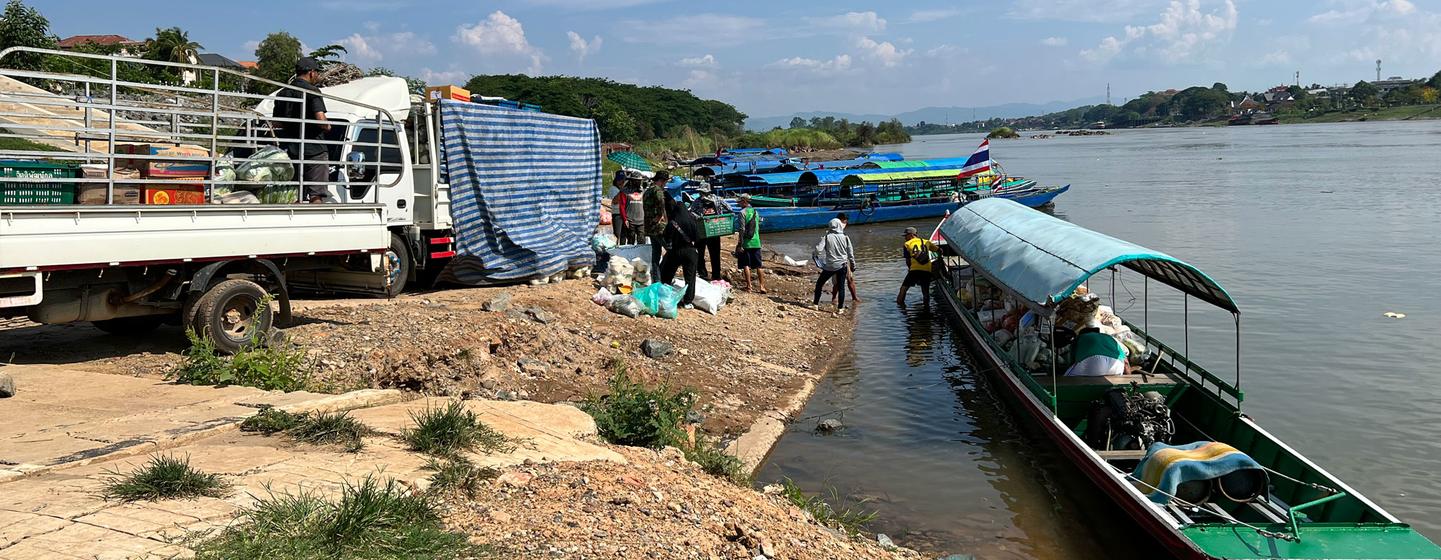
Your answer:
[756,200,963,233]
[935,279,1212,559]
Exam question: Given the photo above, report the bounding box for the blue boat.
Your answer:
[754,199,964,232]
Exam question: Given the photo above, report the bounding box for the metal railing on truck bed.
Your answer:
[0,47,405,206]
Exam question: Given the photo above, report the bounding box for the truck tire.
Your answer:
[384,233,411,298]
[91,315,168,335]
[191,279,272,354]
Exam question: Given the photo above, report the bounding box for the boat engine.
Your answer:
[1084,388,1175,451]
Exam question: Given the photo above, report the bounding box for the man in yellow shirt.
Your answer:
[897,226,938,305]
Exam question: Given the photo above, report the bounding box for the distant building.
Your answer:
[1232,96,1263,112]
[1371,76,1423,93]
[56,34,144,56]
[196,53,245,70]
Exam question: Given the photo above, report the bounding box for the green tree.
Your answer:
[789,116,806,129]
[1348,80,1379,106]
[145,27,201,64]
[1211,82,1229,93]
[592,99,638,142]
[254,32,301,86]
[308,43,348,67]
[0,0,55,71]
[1428,70,1441,90]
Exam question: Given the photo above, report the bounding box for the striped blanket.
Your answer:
[439,101,601,284]
[1133,441,1263,504]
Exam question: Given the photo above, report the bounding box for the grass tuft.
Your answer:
[778,477,877,537]
[241,407,371,452]
[102,454,229,502]
[423,456,499,498]
[403,401,513,457]
[192,475,488,559]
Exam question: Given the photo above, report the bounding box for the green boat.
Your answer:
[933,199,1441,559]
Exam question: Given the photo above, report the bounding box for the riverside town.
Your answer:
[2,1,1440,559]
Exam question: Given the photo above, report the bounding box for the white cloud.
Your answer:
[1041,36,1069,46]
[909,8,967,23]
[420,68,468,84]
[925,44,960,57]
[768,54,853,72]
[454,11,545,74]
[1080,0,1237,63]
[566,31,602,64]
[679,54,717,67]
[806,11,887,32]
[520,0,667,8]
[1009,0,1163,23]
[1258,50,1291,66]
[683,69,717,88]
[621,14,764,47]
[856,36,912,67]
[336,30,435,63]
[1310,0,1416,24]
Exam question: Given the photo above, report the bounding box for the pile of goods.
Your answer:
[588,232,732,319]
[959,276,1148,376]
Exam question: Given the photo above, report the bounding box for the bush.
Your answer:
[241,408,372,452]
[102,454,229,502]
[582,360,695,448]
[582,359,749,484]
[403,401,513,457]
[171,328,309,391]
[987,126,1019,139]
[778,478,877,537]
[192,475,487,559]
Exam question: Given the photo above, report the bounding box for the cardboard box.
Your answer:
[425,85,470,103]
[116,144,211,178]
[144,183,205,205]
[77,184,142,205]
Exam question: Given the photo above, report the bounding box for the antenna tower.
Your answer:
[1376,59,1382,82]
[1106,83,1111,105]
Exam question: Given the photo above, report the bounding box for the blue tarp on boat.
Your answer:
[938,198,1236,313]
[438,100,601,284]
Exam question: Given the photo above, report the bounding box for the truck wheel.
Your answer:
[91,315,168,335]
[384,233,411,298]
[192,279,272,354]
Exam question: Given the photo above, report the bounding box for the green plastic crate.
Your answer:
[700,212,736,238]
[0,161,78,204]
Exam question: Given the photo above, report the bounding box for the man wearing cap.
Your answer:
[734,193,766,293]
[272,57,331,202]
[688,183,726,281]
[897,226,938,305]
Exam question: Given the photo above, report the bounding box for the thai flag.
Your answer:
[956,139,991,179]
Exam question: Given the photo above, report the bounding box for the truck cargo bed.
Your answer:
[0,204,388,272]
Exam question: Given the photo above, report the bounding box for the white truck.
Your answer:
[0,48,462,352]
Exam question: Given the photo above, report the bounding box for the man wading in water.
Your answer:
[897,226,939,306]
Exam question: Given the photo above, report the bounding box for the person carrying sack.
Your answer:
[897,226,938,306]
[660,198,702,307]
[811,218,856,312]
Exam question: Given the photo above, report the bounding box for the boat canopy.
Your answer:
[939,199,1238,314]
[838,169,960,185]
[861,157,972,170]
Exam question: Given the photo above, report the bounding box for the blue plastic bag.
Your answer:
[632,282,683,319]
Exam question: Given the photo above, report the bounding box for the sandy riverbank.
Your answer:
[0,257,900,558]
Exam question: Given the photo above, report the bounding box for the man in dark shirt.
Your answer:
[660,197,701,307]
[272,57,331,202]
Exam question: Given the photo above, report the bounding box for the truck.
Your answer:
[0,48,466,353]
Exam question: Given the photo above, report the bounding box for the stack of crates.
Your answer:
[0,161,78,204]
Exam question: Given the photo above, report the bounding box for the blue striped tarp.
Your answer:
[439,101,601,284]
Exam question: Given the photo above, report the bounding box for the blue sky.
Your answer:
[47,0,1441,117]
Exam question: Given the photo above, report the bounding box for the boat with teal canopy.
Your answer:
[933,199,1441,560]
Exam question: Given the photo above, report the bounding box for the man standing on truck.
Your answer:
[273,57,331,203]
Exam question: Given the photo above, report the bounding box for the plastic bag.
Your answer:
[603,256,634,291]
[631,258,652,287]
[591,232,617,253]
[607,294,643,318]
[692,279,727,315]
[633,282,682,319]
[591,287,614,306]
[236,146,294,184]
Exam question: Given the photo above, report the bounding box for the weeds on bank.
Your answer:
[424,456,500,498]
[403,401,514,457]
[583,358,749,484]
[171,328,309,392]
[241,407,372,452]
[192,475,488,560]
[102,454,229,502]
[778,478,877,537]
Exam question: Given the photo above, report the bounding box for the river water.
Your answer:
[755,122,1441,558]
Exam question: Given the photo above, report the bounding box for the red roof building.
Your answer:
[56,35,144,50]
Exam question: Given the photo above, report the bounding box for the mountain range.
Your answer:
[745,97,1106,131]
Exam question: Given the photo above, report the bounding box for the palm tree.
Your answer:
[308,44,348,67]
[145,27,201,65]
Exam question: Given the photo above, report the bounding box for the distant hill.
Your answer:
[746,97,1104,131]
